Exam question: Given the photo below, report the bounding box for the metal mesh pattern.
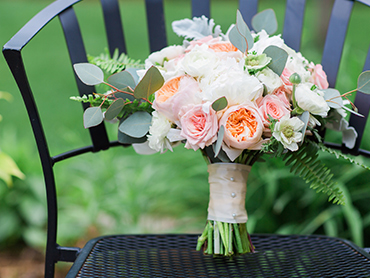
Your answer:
[71,234,370,277]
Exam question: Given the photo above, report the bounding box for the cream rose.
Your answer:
[180,44,219,78]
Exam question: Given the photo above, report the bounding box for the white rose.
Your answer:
[147,111,172,153]
[201,70,263,105]
[146,45,185,67]
[255,67,283,93]
[295,83,330,117]
[285,53,311,83]
[180,44,219,78]
[199,56,244,88]
[250,30,285,54]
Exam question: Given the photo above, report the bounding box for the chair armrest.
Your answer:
[3,0,81,52]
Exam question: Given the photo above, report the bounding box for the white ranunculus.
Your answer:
[295,83,330,117]
[146,45,185,67]
[147,111,172,153]
[273,115,304,151]
[180,44,219,78]
[255,68,283,93]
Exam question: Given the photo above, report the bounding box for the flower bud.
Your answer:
[289,73,302,84]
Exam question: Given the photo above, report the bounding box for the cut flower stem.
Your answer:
[197,220,254,256]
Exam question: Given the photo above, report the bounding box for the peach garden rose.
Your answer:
[219,103,264,154]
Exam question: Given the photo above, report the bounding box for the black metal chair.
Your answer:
[3,0,370,277]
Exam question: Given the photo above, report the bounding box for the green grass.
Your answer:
[1,0,370,251]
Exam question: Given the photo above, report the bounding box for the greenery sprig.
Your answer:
[88,48,144,75]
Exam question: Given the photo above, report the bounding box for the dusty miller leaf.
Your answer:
[323,88,343,109]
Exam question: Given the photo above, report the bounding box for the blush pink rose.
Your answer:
[272,85,291,108]
[219,103,264,150]
[179,103,218,151]
[281,67,293,88]
[308,63,329,89]
[185,35,221,52]
[258,94,290,127]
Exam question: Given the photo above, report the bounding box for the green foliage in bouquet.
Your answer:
[88,48,145,75]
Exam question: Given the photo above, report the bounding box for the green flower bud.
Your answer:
[289,73,301,84]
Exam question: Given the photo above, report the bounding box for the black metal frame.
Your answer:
[3,0,370,277]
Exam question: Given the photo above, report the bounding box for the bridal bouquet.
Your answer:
[71,9,370,256]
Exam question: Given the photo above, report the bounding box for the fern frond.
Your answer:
[312,141,370,172]
[281,141,345,205]
[88,48,144,75]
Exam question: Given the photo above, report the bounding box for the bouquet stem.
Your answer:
[196,220,254,256]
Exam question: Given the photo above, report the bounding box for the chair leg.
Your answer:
[44,249,56,278]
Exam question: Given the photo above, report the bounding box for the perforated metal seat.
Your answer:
[67,234,370,277]
[3,0,370,277]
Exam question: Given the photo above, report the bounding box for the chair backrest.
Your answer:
[3,0,370,276]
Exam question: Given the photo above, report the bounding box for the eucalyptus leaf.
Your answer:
[323,88,343,109]
[212,97,228,111]
[108,70,136,90]
[263,45,288,76]
[118,111,152,138]
[298,111,309,143]
[236,10,254,50]
[105,98,125,121]
[213,125,225,158]
[134,66,164,99]
[114,91,135,102]
[229,26,247,54]
[251,9,278,35]
[125,67,140,85]
[83,107,104,128]
[357,70,370,94]
[118,130,147,144]
[73,63,104,85]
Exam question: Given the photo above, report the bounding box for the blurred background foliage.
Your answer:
[1,0,370,255]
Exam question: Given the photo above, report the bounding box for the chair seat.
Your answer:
[66,234,370,277]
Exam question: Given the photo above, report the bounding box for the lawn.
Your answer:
[1,0,370,260]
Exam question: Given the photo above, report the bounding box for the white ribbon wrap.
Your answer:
[207,163,251,223]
